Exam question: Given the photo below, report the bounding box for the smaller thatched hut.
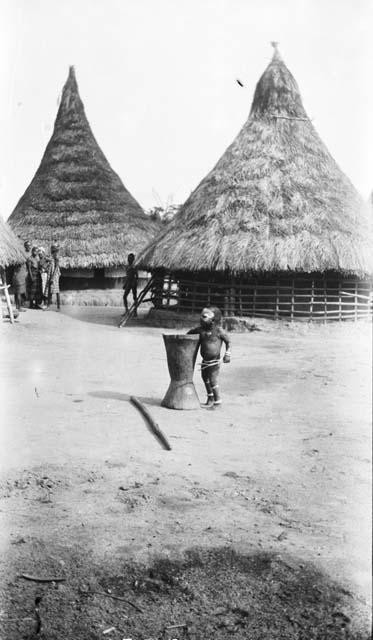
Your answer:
[139,45,373,321]
[0,217,25,319]
[0,216,25,271]
[8,67,159,290]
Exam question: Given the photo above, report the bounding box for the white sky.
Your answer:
[0,0,372,220]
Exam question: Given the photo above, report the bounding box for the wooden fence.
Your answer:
[150,273,373,321]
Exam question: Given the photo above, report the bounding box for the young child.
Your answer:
[123,253,138,316]
[187,306,231,407]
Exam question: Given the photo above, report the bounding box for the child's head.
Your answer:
[31,245,38,257]
[128,253,135,264]
[38,246,46,257]
[24,240,31,252]
[200,307,215,327]
[200,306,222,328]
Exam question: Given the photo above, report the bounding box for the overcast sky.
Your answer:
[1,0,372,220]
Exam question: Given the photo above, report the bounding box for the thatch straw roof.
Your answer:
[8,67,159,269]
[140,46,373,276]
[0,216,25,268]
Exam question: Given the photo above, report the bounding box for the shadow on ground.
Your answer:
[2,547,369,639]
[62,307,151,328]
[88,390,162,407]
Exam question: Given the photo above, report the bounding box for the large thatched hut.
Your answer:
[140,46,373,321]
[8,67,159,290]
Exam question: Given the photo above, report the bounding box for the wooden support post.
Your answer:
[291,279,295,322]
[0,273,14,325]
[153,272,163,309]
[166,275,171,307]
[253,285,257,318]
[239,284,243,317]
[207,284,211,306]
[310,280,314,321]
[338,282,342,322]
[275,280,280,319]
[176,278,181,313]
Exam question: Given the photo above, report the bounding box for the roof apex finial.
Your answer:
[270,41,282,61]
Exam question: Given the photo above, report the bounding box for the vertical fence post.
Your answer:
[229,275,235,316]
[191,277,197,314]
[354,281,358,322]
[310,280,314,321]
[338,282,342,322]
[166,274,170,307]
[323,278,327,324]
[223,285,229,317]
[253,285,257,318]
[291,279,295,322]
[275,280,280,319]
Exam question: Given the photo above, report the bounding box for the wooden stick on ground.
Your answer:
[130,396,171,451]
[91,590,143,613]
[19,574,66,583]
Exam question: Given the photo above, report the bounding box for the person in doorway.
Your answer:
[38,247,50,309]
[27,246,40,308]
[187,306,231,408]
[46,244,61,311]
[23,240,31,303]
[123,253,138,316]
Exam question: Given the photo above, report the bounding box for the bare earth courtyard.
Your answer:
[0,308,371,639]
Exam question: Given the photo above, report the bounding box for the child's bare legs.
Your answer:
[209,364,221,406]
[201,367,214,406]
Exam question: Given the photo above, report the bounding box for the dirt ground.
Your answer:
[0,308,371,639]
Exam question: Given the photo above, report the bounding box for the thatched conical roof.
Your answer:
[0,217,25,268]
[8,67,159,269]
[140,46,373,276]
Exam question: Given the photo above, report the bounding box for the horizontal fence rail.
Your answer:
[150,273,373,322]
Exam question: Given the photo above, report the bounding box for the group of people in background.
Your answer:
[12,241,61,311]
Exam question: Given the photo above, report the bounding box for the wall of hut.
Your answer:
[150,270,373,322]
[60,268,149,291]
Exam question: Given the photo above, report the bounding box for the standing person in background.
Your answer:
[23,240,31,304]
[123,253,138,317]
[12,259,27,311]
[27,246,40,309]
[46,244,61,311]
[38,247,50,309]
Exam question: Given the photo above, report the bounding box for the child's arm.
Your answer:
[218,328,231,363]
[186,327,200,335]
